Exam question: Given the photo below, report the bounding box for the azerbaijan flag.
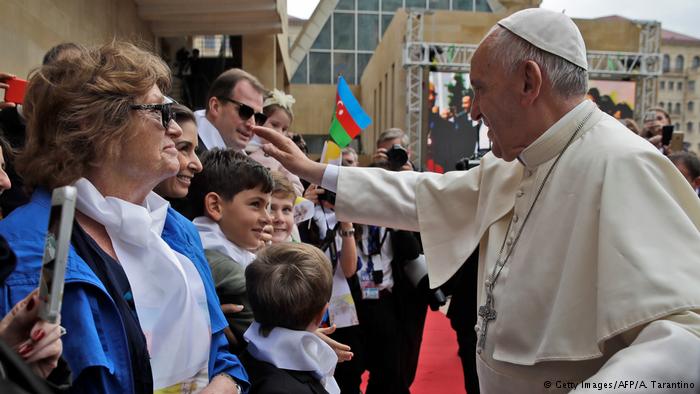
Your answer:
[328,76,372,147]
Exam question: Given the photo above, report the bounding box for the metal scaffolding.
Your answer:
[402,10,662,165]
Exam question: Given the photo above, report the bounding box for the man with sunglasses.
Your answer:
[194,68,267,153]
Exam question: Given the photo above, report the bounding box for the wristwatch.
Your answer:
[339,228,355,237]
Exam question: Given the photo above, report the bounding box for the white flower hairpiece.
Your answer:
[263,89,296,115]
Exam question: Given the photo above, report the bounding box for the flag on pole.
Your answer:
[328,75,372,147]
[320,140,342,166]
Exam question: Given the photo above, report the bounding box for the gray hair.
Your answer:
[484,26,588,98]
[377,127,409,147]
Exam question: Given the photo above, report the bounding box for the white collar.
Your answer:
[193,216,257,268]
[194,109,227,151]
[518,100,594,169]
[245,321,340,394]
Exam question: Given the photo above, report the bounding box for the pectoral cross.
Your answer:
[476,281,497,354]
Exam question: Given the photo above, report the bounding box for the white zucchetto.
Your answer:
[498,8,588,71]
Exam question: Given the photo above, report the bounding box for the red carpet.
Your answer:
[411,310,465,393]
[359,310,465,393]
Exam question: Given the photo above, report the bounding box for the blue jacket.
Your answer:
[0,190,249,393]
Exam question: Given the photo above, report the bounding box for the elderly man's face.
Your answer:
[469,41,530,161]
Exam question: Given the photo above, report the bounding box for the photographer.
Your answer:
[372,128,414,171]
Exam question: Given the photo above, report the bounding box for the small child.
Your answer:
[188,148,273,353]
[241,243,340,394]
[269,171,297,244]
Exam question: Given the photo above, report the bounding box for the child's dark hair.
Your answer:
[246,243,332,336]
[188,148,273,217]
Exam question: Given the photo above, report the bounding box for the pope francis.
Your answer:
[254,8,700,394]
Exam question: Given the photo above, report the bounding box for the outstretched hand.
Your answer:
[316,325,353,362]
[253,126,327,185]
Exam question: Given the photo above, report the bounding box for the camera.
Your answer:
[386,144,409,171]
[317,188,336,205]
[403,254,447,311]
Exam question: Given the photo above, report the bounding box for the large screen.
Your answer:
[587,80,636,119]
[427,71,489,173]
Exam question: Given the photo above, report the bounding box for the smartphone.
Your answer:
[669,132,684,152]
[4,77,27,105]
[662,125,674,146]
[38,186,77,323]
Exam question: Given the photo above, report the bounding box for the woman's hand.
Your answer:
[0,290,64,378]
[201,374,241,394]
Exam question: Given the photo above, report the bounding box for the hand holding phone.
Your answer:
[661,125,674,146]
[38,186,77,324]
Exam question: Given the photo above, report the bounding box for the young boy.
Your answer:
[188,148,273,353]
[269,171,297,244]
[240,243,340,394]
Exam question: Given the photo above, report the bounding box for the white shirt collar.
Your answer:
[245,321,340,394]
[194,109,226,151]
[193,216,257,268]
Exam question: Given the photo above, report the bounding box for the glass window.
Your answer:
[675,103,681,114]
[292,55,308,84]
[406,0,426,8]
[659,101,665,108]
[337,0,355,10]
[667,102,673,113]
[312,19,331,50]
[660,80,665,90]
[428,0,450,9]
[693,56,700,70]
[475,0,491,11]
[334,13,355,50]
[675,122,681,130]
[453,0,473,10]
[309,52,331,84]
[688,101,694,113]
[358,14,379,51]
[382,0,402,12]
[669,81,674,91]
[678,82,683,91]
[382,14,394,37]
[687,122,693,132]
[675,55,685,72]
[690,81,696,91]
[663,54,670,72]
[358,0,378,11]
[334,53,356,84]
[357,53,373,81]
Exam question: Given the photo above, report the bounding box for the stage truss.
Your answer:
[403,9,662,165]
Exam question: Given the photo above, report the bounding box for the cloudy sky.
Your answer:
[288,0,700,38]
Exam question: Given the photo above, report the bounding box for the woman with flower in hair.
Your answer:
[246,89,304,196]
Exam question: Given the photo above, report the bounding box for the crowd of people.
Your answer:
[0,7,699,394]
[0,36,434,394]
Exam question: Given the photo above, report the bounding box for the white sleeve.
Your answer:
[334,166,421,232]
[574,313,700,393]
[320,164,340,193]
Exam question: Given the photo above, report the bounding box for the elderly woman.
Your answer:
[0,42,248,393]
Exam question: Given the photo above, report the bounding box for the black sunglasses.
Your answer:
[129,102,175,130]
[218,97,267,126]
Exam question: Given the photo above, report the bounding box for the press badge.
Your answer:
[359,270,380,300]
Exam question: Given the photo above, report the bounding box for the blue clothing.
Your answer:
[0,190,249,393]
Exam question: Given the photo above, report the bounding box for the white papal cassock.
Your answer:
[325,100,700,393]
